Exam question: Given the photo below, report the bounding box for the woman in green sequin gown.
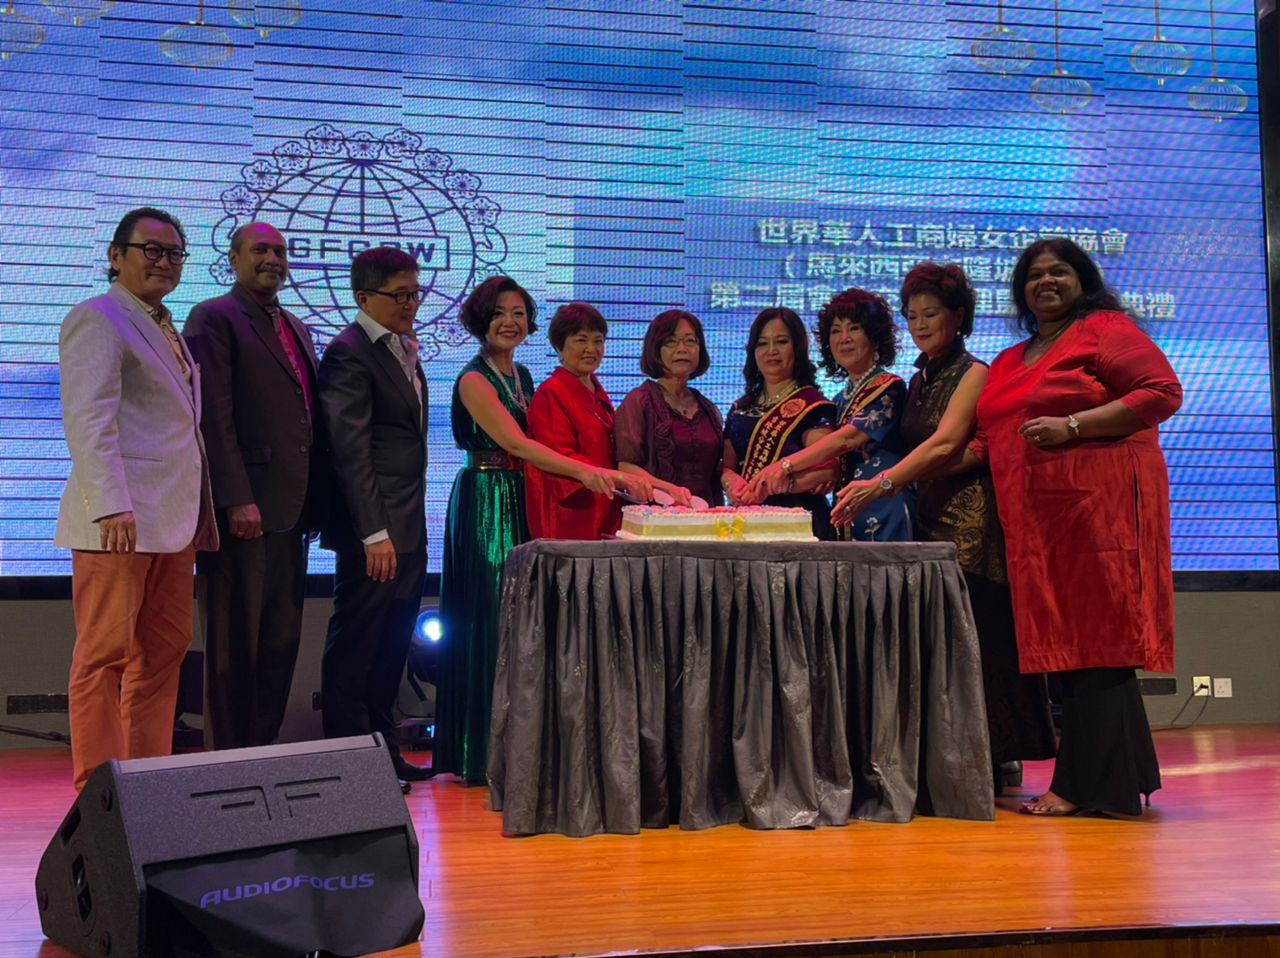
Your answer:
[434,278,623,784]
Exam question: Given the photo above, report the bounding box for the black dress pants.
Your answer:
[321,545,426,743]
[1050,666,1161,816]
[200,525,308,750]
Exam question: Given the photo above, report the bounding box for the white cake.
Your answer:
[617,505,816,542]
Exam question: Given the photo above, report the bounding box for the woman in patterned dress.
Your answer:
[750,288,913,541]
[833,262,1057,791]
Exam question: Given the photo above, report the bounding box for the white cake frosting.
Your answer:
[617,505,816,541]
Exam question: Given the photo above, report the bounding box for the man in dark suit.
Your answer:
[318,246,432,786]
[184,222,327,750]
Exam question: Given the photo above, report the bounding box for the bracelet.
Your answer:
[780,458,794,476]
[786,473,795,493]
[1065,414,1081,438]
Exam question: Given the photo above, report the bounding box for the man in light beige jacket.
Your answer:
[56,206,217,789]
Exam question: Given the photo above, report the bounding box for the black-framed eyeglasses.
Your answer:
[363,287,427,306]
[120,242,190,265]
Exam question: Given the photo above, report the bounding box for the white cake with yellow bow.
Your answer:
[617,505,816,541]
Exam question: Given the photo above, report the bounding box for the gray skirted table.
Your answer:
[487,539,993,836]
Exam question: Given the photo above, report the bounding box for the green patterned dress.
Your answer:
[434,354,535,784]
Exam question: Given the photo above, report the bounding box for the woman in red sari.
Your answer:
[525,302,652,539]
[970,237,1182,818]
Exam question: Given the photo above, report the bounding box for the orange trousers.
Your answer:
[68,547,195,790]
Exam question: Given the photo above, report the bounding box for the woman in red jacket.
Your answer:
[525,302,652,539]
[973,237,1182,819]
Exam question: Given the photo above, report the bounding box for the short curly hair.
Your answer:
[898,262,977,338]
[814,288,899,378]
[458,275,538,342]
[548,301,607,351]
[639,309,710,380]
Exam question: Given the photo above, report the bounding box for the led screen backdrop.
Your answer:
[0,0,1274,574]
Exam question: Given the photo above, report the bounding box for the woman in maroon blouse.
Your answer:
[615,310,724,506]
[525,302,652,539]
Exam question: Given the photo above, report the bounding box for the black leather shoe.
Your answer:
[399,779,412,795]
[994,760,1023,796]
[393,756,436,782]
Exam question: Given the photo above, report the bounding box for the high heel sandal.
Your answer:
[1019,793,1082,816]
[1097,792,1152,821]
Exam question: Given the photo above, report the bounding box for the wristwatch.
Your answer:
[877,472,894,495]
[1066,414,1081,438]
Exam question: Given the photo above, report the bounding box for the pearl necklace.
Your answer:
[480,350,527,411]
[839,364,882,419]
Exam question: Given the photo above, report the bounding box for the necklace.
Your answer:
[480,350,527,411]
[755,378,798,412]
[840,365,881,419]
[658,380,698,418]
[1032,318,1075,346]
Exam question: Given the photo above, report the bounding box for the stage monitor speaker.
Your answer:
[35,734,423,958]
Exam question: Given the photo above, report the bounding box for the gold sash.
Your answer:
[741,386,834,480]
[838,371,897,426]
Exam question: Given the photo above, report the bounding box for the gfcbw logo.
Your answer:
[199,872,375,908]
[209,122,509,360]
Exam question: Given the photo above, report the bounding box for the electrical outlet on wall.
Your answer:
[1213,677,1233,698]
[1192,675,1211,696]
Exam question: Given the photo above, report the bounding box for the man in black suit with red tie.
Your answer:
[185,222,328,751]
[317,246,432,788]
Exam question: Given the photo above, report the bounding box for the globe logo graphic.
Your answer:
[209,124,508,358]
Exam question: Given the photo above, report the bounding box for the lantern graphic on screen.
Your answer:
[1186,0,1247,121]
[227,0,300,38]
[38,0,111,26]
[970,0,1034,77]
[159,0,232,69]
[1,1,44,60]
[1029,0,1093,114]
[1127,0,1189,86]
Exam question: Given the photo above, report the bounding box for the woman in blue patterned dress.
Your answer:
[750,289,913,541]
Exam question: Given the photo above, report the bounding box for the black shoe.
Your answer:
[995,760,1023,796]
[393,756,436,782]
[399,779,412,795]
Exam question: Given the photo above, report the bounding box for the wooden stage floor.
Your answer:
[1,724,1277,958]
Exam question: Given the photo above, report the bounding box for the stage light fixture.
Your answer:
[415,609,442,644]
